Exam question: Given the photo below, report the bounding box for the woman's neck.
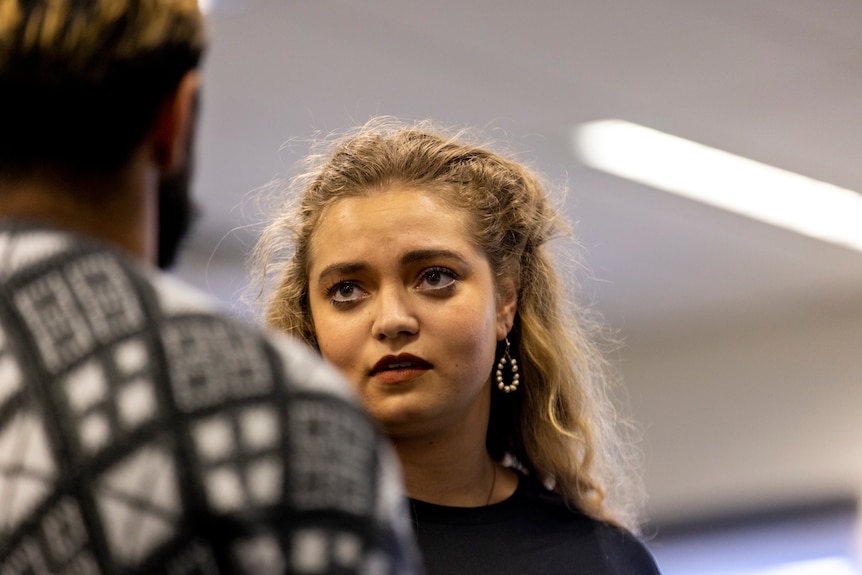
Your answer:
[392,426,517,507]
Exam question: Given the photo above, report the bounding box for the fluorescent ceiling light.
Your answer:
[572,119,862,253]
[198,0,215,13]
[706,556,859,575]
[198,0,250,15]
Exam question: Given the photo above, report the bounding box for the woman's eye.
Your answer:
[328,282,365,304]
[417,268,457,291]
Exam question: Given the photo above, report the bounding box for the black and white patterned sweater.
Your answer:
[0,221,421,574]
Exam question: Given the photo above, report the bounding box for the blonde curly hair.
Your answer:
[250,117,645,532]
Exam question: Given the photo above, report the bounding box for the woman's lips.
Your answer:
[371,354,432,384]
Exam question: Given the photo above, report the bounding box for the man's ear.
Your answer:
[150,70,200,173]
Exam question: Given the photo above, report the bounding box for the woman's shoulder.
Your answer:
[409,472,661,574]
[516,474,662,573]
[593,521,662,574]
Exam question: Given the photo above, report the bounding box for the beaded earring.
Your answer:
[495,337,519,393]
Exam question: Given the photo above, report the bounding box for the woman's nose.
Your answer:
[370,285,419,341]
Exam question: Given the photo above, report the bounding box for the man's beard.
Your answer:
[157,92,200,270]
[156,160,198,270]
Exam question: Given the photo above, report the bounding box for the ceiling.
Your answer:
[178,0,862,523]
[185,0,862,345]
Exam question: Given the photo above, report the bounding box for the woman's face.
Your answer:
[307,186,517,439]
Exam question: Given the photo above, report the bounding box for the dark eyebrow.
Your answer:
[316,249,470,284]
[316,262,368,284]
[400,249,469,266]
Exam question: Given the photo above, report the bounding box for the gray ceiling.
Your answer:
[184,0,862,349]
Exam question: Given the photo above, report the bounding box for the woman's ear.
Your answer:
[150,70,200,173]
[496,276,519,340]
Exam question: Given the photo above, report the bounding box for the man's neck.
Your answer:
[0,158,157,264]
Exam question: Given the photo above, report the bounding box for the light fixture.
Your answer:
[709,556,859,575]
[572,119,862,253]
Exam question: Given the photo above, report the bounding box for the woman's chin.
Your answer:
[371,404,440,440]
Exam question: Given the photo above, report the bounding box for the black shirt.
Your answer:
[409,474,661,574]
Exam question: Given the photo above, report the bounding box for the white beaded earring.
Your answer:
[495,337,519,393]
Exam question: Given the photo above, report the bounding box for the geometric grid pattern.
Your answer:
[95,443,180,565]
[61,337,158,456]
[13,254,144,375]
[0,410,57,536]
[287,398,376,516]
[162,318,274,413]
[0,223,421,574]
[0,497,98,574]
[192,404,282,513]
[231,534,286,574]
[287,528,380,573]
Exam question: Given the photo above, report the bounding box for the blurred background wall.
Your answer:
[177,1,862,571]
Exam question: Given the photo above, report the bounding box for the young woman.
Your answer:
[251,118,661,574]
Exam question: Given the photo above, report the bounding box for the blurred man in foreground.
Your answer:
[0,1,420,573]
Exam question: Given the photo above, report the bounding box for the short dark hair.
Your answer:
[0,0,206,174]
